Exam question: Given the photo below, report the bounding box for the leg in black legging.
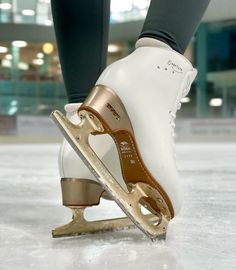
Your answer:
[51,0,110,103]
[140,0,210,54]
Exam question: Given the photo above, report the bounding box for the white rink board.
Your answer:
[12,116,236,142]
[0,143,235,270]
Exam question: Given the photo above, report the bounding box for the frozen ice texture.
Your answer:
[0,143,235,270]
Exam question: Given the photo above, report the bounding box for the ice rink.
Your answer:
[0,143,235,270]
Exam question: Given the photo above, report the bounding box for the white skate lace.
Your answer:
[170,84,192,138]
[169,86,191,161]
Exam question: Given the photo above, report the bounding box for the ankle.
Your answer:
[135,37,173,51]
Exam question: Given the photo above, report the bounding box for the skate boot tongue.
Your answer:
[136,38,197,137]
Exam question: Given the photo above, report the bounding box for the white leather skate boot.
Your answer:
[51,38,197,239]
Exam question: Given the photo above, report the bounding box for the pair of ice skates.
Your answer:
[51,38,197,240]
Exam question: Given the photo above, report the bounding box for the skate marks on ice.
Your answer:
[0,226,177,270]
[0,143,236,270]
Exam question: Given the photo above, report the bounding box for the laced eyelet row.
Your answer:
[169,83,191,138]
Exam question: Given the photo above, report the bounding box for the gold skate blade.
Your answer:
[52,209,160,238]
[51,110,171,241]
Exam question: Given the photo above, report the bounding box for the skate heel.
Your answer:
[53,177,146,238]
[53,178,104,238]
[51,85,172,240]
[53,178,137,238]
[61,178,104,208]
[79,85,134,135]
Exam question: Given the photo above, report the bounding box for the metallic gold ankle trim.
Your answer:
[80,85,133,134]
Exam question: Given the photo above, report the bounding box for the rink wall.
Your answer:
[175,118,236,141]
[0,115,236,143]
[0,115,60,143]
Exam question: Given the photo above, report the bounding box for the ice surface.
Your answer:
[0,143,235,270]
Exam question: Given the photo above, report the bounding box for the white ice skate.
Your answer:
[53,103,157,238]
[51,38,197,240]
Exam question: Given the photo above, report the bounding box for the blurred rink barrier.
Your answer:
[175,118,236,142]
[0,114,60,143]
[0,114,16,136]
[0,115,236,143]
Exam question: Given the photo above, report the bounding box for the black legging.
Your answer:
[51,0,210,103]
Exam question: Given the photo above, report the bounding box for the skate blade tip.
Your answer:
[149,233,166,242]
[52,230,79,238]
[51,230,60,238]
[52,234,77,238]
[50,110,61,118]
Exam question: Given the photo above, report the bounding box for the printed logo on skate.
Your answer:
[106,103,120,120]
[120,141,136,164]
[167,60,183,74]
[120,141,131,152]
